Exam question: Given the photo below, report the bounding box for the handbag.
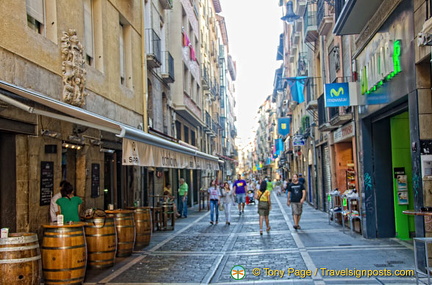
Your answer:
[219,204,225,211]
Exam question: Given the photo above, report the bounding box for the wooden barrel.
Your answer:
[84,216,117,268]
[161,202,175,231]
[105,210,135,257]
[41,223,87,285]
[0,232,41,285]
[133,207,152,249]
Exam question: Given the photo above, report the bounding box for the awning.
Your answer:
[0,80,220,170]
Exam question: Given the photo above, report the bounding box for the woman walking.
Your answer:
[256,179,271,235]
[221,182,235,225]
[208,179,221,225]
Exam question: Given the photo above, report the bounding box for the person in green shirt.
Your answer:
[178,178,188,218]
[266,177,274,192]
[56,181,83,223]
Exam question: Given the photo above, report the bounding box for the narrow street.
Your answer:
[84,193,416,285]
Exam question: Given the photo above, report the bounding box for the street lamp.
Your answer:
[281,1,300,24]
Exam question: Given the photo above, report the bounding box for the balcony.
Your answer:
[202,66,210,90]
[158,0,173,9]
[304,77,321,110]
[333,0,382,35]
[317,0,333,35]
[329,107,353,126]
[304,8,318,43]
[146,29,162,68]
[161,51,174,83]
[296,0,308,19]
[317,94,338,131]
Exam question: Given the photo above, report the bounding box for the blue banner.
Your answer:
[277,117,291,136]
[325,83,350,107]
[287,76,307,103]
[275,138,283,156]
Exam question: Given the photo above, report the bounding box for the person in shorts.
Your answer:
[287,174,306,230]
[233,174,248,215]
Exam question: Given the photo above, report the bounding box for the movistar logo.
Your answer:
[330,87,345,97]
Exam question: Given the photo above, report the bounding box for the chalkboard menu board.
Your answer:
[91,163,100,198]
[40,161,54,206]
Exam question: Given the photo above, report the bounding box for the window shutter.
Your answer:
[84,0,94,57]
[119,24,125,79]
[26,0,44,24]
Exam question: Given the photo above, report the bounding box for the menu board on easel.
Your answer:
[40,161,54,206]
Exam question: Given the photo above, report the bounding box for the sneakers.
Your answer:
[210,221,214,225]
[293,225,301,230]
[239,211,242,215]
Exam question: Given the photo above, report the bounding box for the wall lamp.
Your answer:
[41,129,61,138]
[100,148,115,154]
[62,142,83,150]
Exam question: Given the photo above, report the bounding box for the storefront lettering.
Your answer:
[360,40,402,95]
[161,153,178,167]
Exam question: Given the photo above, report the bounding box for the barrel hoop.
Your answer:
[117,241,134,245]
[116,225,135,228]
[85,233,116,237]
[0,244,40,251]
[42,265,86,272]
[0,255,41,264]
[88,250,117,254]
[42,244,86,250]
[85,223,114,228]
[44,227,84,233]
[0,235,38,245]
[89,257,116,263]
[44,277,84,284]
[43,233,84,238]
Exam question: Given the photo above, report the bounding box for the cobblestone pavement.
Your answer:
[84,193,417,284]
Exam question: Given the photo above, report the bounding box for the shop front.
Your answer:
[356,0,416,239]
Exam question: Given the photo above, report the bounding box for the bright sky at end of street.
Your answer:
[218,1,284,145]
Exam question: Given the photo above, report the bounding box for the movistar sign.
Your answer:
[325,82,350,107]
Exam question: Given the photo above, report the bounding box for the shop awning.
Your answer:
[0,80,220,170]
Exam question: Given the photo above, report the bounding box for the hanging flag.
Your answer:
[286,76,307,103]
[278,117,291,136]
[275,138,283,156]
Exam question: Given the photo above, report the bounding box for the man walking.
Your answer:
[287,174,306,230]
[233,174,248,215]
[178,178,188,218]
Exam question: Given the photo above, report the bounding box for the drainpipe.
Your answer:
[141,0,148,133]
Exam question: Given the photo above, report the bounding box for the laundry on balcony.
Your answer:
[190,46,197,61]
[182,31,191,47]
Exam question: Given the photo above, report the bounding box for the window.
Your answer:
[175,121,182,140]
[84,0,94,66]
[119,23,125,85]
[184,126,189,143]
[119,19,132,88]
[191,130,196,146]
[27,0,44,34]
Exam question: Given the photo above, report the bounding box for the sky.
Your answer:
[218,1,284,145]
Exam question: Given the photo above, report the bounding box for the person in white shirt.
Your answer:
[50,180,67,222]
